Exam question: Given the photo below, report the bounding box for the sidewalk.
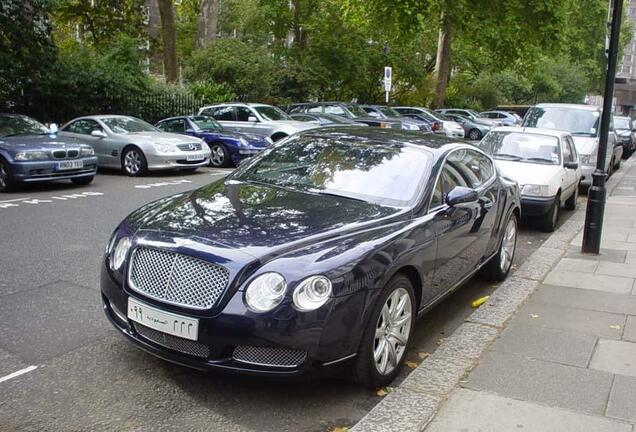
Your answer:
[354,157,636,432]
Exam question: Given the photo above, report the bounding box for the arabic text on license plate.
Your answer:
[127,297,199,341]
[57,160,84,170]
[186,154,205,162]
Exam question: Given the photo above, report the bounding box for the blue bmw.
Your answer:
[0,114,98,192]
[101,127,520,387]
[156,115,272,168]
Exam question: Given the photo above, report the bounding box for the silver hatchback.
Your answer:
[61,115,211,176]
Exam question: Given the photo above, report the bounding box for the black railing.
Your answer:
[5,93,204,125]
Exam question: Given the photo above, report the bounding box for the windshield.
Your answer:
[523,106,600,137]
[191,116,222,131]
[467,110,481,118]
[231,136,431,207]
[102,117,158,133]
[319,114,352,124]
[345,104,369,118]
[253,106,292,121]
[481,131,561,165]
[614,116,631,130]
[0,116,49,137]
[380,107,400,117]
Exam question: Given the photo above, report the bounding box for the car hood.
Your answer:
[199,130,270,147]
[130,179,404,261]
[269,120,318,131]
[124,132,203,145]
[494,159,561,186]
[0,134,86,151]
[571,136,599,155]
[616,129,631,137]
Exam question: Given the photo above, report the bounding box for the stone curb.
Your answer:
[351,158,636,432]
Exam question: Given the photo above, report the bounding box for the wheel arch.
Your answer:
[271,131,289,142]
[391,265,423,311]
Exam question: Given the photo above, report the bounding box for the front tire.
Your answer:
[208,143,231,168]
[468,129,482,140]
[540,195,560,232]
[122,147,148,177]
[353,274,415,388]
[485,214,518,281]
[71,176,94,186]
[0,158,15,192]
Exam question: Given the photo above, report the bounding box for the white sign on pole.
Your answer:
[384,66,392,103]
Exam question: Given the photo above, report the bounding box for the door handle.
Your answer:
[480,198,494,210]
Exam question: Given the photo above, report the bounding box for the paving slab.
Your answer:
[625,316,636,343]
[543,270,634,295]
[467,277,538,328]
[597,261,636,279]
[552,257,599,273]
[514,246,563,281]
[466,351,614,415]
[590,339,636,377]
[426,388,631,432]
[626,250,636,264]
[532,285,636,316]
[490,323,597,367]
[565,246,627,263]
[516,301,625,339]
[606,375,636,423]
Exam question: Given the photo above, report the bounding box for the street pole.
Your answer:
[581,0,623,254]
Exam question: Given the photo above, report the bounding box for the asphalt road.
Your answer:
[0,167,577,432]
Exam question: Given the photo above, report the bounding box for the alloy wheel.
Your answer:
[469,129,480,140]
[373,287,412,376]
[499,217,517,273]
[124,150,141,175]
[210,145,225,167]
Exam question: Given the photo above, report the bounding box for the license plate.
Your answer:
[57,160,83,170]
[127,297,199,341]
[186,154,205,162]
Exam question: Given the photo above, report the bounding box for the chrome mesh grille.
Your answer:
[129,247,229,309]
[232,346,307,368]
[135,323,210,358]
[177,143,203,151]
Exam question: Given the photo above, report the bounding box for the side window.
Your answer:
[430,174,444,208]
[212,106,235,121]
[159,119,185,133]
[447,150,484,188]
[67,119,101,135]
[324,105,345,115]
[562,138,574,162]
[477,153,494,180]
[236,106,254,121]
[567,136,578,161]
[308,105,324,113]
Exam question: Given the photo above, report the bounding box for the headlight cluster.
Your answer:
[155,143,177,153]
[15,151,48,161]
[244,272,332,313]
[109,236,132,271]
[238,137,249,148]
[521,184,551,197]
[80,147,95,156]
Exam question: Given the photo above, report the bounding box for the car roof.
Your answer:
[532,103,601,111]
[200,102,274,109]
[491,126,570,138]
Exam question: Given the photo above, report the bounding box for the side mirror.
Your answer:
[91,129,107,138]
[446,186,479,207]
[185,128,195,134]
[49,123,58,134]
[564,161,578,170]
[248,116,258,122]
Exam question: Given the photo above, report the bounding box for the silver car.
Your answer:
[61,115,211,176]
[198,103,316,142]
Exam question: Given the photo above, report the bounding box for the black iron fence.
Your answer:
[5,92,204,125]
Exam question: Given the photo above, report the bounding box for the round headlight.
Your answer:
[292,275,332,311]
[245,272,287,312]
[111,237,132,271]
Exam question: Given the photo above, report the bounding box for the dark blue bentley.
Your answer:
[0,114,98,192]
[156,115,271,168]
[101,127,520,387]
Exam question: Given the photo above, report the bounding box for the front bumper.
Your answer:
[520,195,555,217]
[100,262,365,377]
[10,157,98,182]
[145,151,211,171]
[580,164,595,186]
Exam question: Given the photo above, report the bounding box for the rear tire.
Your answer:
[564,187,578,211]
[71,176,94,186]
[468,129,482,140]
[540,195,560,233]
[0,157,15,192]
[122,147,148,177]
[485,214,518,281]
[353,274,415,388]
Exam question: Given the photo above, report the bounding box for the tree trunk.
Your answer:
[157,0,178,83]
[198,0,221,47]
[433,10,452,108]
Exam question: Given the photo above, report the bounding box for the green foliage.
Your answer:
[188,81,237,103]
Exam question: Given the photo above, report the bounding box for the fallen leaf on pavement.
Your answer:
[405,361,418,368]
[418,352,430,360]
[375,387,394,397]
[529,314,539,318]
[331,428,349,432]
[471,296,490,308]
[437,338,445,345]
[610,325,621,330]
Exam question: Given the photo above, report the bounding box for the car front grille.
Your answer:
[51,149,80,159]
[232,346,307,368]
[128,247,230,310]
[134,323,210,358]
[177,143,203,151]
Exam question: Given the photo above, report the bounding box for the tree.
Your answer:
[157,0,179,83]
[198,0,221,47]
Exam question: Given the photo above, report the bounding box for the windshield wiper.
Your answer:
[311,190,367,203]
[524,157,555,163]
[493,153,522,160]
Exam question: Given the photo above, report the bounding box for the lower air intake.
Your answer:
[134,323,210,358]
[232,346,307,368]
